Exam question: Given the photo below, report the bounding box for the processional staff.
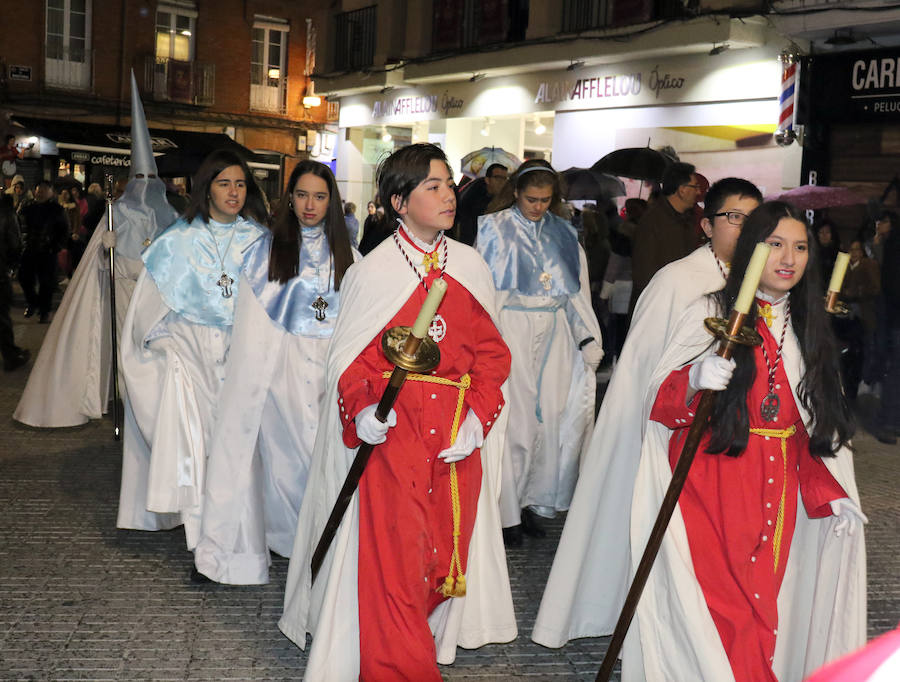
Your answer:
[596,242,772,682]
[310,278,448,582]
[104,174,121,441]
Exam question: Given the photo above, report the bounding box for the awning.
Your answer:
[10,116,265,176]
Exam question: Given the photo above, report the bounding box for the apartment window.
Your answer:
[250,17,289,113]
[45,0,92,90]
[334,6,376,71]
[156,3,196,61]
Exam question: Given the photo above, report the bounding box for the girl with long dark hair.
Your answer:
[117,149,268,568]
[194,160,357,584]
[476,159,603,545]
[628,201,867,681]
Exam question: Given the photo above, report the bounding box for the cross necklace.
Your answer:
[306,230,331,322]
[206,222,237,298]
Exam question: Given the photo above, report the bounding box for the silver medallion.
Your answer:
[760,392,780,422]
[428,314,447,342]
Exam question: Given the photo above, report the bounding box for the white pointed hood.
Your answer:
[129,70,157,178]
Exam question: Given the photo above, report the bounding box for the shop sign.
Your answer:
[70,151,91,163]
[340,47,778,127]
[91,154,131,167]
[810,49,900,122]
[105,133,178,151]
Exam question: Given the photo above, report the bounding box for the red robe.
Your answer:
[651,308,847,682]
[337,240,510,681]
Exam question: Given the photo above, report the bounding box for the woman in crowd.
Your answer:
[116,149,268,564]
[476,159,602,546]
[627,201,866,681]
[194,160,357,584]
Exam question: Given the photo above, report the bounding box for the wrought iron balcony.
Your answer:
[143,55,215,106]
[334,5,376,71]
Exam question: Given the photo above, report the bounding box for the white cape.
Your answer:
[622,295,866,681]
[116,269,230,544]
[194,273,330,584]
[278,236,517,680]
[14,223,138,427]
[496,246,602,526]
[533,244,726,646]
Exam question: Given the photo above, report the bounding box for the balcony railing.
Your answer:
[250,74,287,114]
[334,5,376,71]
[143,55,215,106]
[45,45,92,91]
[562,0,685,32]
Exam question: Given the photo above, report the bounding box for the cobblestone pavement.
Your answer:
[1,302,898,681]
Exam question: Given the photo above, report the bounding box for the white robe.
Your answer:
[14,221,143,427]
[622,295,866,681]
[278,236,517,680]
[116,270,230,546]
[495,247,601,525]
[533,244,726,647]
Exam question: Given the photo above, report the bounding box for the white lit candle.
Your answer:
[733,242,772,314]
[828,252,850,294]
[410,278,448,339]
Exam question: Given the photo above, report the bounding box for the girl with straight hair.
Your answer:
[627,201,867,682]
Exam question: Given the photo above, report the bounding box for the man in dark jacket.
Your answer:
[0,193,29,370]
[18,181,67,323]
[629,162,702,314]
[454,163,508,246]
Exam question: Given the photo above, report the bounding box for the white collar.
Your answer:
[399,220,442,252]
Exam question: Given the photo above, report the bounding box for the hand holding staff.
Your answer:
[310,279,448,583]
[596,243,770,682]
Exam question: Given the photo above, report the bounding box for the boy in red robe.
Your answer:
[279,144,517,680]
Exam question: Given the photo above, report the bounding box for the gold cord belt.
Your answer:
[749,425,797,572]
[382,371,472,597]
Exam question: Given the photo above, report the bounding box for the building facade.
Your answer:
[312,0,803,209]
[1,0,330,203]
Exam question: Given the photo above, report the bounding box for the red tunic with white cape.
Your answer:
[623,294,866,682]
[279,233,517,681]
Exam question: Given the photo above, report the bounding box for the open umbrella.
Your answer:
[592,147,673,183]
[460,147,521,179]
[561,167,626,201]
[767,185,866,210]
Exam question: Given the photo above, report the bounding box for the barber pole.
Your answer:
[777,52,800,143]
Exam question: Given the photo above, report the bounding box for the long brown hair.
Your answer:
[183,149,268,225]
[268,160,353,289]
[486,158,567,216]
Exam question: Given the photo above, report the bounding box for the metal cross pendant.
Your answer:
[761,392,780,422]
[217,272,234,298]
[311,295,328,321]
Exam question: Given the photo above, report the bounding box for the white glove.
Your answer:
[688,356,736,392]
[101,231,117,249]
[355,403,397,445]
[829,497,868,537]
[581,340,604,371]
[437,409,484,464]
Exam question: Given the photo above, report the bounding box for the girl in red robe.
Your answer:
[649,201,866,681]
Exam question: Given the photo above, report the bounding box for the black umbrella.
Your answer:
[53,174,84,192]
[592,147,673,183]
[560,167,626,201]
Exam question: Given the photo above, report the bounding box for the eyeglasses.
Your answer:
[713,211,748,226]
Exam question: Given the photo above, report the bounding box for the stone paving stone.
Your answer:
[2,302,899,680]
